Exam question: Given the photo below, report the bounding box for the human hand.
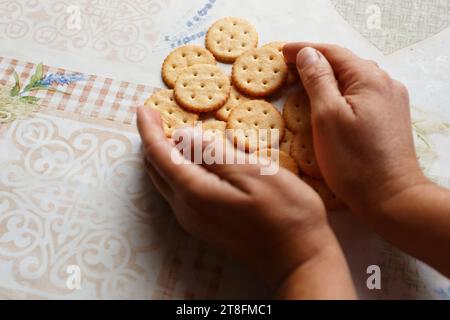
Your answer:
[283,43,429,220]
[137,107,355,298]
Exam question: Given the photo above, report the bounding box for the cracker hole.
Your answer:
[243,66,248,71]
[241,43,246,47]
[247,107,252,112]
[200,83,205,88]
[208,96,213,100]
[197,52,202,57]
[258,68,262,73]
[172,65,177,69]
[263,110,268,115]
[183,83,188,88]
[274,69,280,74]
[247,79,251,84]
[263,80,268,85]
[230,35,235,40]
[191,94,196,99]
[181,53,186,58]
[254,121,258,126]
[193,72,198,77]
[237,119,242,123]
[269,56,275,61]
[210,73,215,77]
[270,124,275,129]
[253,55,258,60]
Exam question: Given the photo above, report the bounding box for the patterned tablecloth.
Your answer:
[0,0,450,299]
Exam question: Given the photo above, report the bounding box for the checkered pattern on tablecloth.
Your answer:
[0,56,155,125]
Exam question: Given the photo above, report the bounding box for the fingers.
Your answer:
[295,47,349,118]
[284,43,363,72]
[137,107,209,190]
[183,127,262,175]
[143,157,173,199]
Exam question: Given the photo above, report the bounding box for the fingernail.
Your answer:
[297,47,320,70]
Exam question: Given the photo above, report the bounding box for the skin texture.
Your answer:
[284,42,450,278]
[137,107,356,299]
[137,41,450,299]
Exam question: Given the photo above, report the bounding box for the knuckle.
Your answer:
[302,65,333,88]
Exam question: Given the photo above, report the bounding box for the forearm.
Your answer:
[359,180,450,277]
[275,229,357,300]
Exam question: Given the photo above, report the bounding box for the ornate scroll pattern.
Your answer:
[0,0,168,63]
[0,113,175,298]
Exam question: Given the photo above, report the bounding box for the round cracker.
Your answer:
[262,42,299,86]
[232,47,288,97]
[202,120,227,139]
[227,100,285,152]
[206,17,258,63]
[290,131,322,179]
[280,128,294,153]
[255,148,299,175]
[283,88,312,134]
[162,45,216,88]
[145,89,199,138]
[302,176,346,211]
[174,64,231,113]
[215,86,252,121]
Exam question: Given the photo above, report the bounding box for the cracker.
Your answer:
[215,86,252,121]
[283,88,312,134]
[302,176,346,211]
[262,42,299,86]
[174,64,231,113]
[206,17,258,63]
[202,120,227,139]
[145,89,199,138]
[255,148,299,175]
[227,100,285,152]
[280,128,294,153]
[290,131,322,179]
[162,45,216,88]
[232,47,288,97]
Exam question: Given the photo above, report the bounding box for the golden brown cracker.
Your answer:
[215,86,252,121]
[290,131,322,179]
[256,148,299,175]
[162,45,216,88]
[227,100,285,152]
[262,42,299,86]
[174,64,231,113]
[280,128,294,153]
[232,47,288,97]
[283,88,312,134]
[206,17,258,63]
[145,89,199,138]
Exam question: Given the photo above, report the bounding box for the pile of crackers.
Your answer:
[145,17,344,210]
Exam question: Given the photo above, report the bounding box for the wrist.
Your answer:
[274,228,356,299]
[350,162,430,221]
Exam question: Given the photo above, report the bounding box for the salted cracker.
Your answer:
[262,42,299,86]
[206,17,258,63]
[162,45,216,88]
[290,131,322,179]
[227,100,285,152]
[145,89,199,138]
[215,86,252,121]
[174,64,231,113]
[283,88,312,134]
[232,47,288,97]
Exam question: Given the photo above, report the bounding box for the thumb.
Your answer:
[296,47,343,116]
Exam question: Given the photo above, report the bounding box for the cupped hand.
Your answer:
[136,107,353,297]
[284,43,428,220]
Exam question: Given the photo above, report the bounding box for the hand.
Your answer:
[284,43,429,220]
[137,107,355,298]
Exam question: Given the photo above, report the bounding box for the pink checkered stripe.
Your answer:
[0,56,155,125]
